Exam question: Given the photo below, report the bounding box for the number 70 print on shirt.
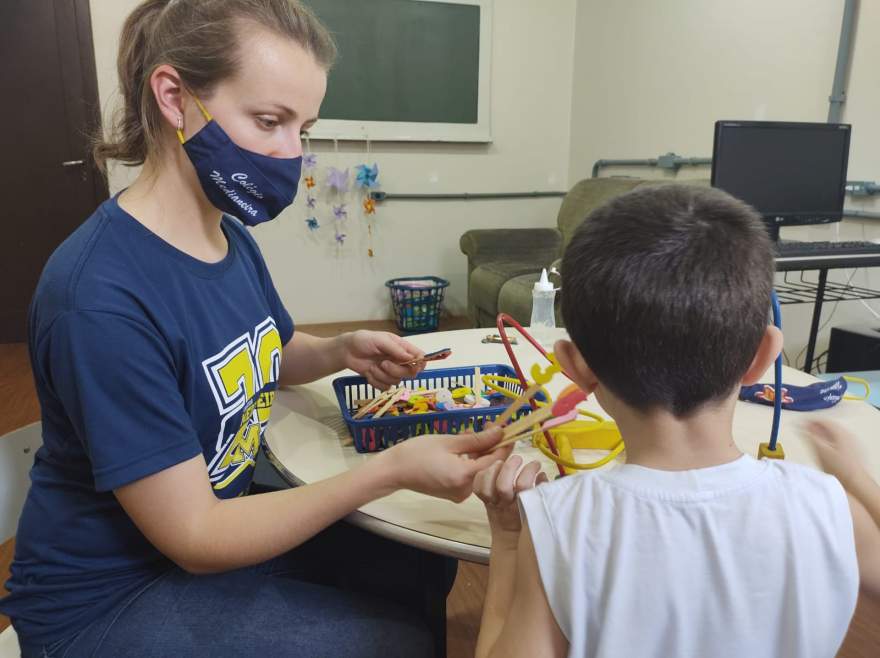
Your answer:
[201,317,284,492]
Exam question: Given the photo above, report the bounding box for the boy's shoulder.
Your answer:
[525,455,846,512]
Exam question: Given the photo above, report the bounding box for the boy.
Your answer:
[473,185,880,658]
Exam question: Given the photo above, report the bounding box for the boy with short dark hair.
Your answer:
[473,185,880,658]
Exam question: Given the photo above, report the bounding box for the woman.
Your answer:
[0,1,504,655]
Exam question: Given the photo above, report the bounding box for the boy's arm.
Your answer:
[477,519,568,658]
[804,420,880,600]
[846,469,880,530]
[475,532,518,657]
[847,490,880,599]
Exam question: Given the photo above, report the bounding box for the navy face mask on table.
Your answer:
[178,96,302,226]
[739,375,868,411]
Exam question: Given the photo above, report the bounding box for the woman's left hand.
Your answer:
[342,330,424,389]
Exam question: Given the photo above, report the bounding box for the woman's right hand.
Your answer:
[379,426,508,502]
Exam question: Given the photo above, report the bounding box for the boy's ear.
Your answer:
[553,339,599,395]
[741,326,784,386]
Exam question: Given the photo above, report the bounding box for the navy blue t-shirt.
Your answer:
[0,196,294,645]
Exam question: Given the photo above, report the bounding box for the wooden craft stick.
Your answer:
[373,389,407,419]
[500,405,555,441]
[353,388,395,419]
[493,382,542,427]
[494,427,540,449]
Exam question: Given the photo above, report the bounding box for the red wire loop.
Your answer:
[495,313,567,477]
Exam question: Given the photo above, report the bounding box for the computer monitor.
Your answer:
[711,120,851,240]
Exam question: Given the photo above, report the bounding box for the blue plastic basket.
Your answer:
[333,364,547,453]
[385,276,449,333]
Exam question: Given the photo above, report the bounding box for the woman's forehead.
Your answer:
[226,25,326,114]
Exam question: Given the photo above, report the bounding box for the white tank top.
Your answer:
[518,455,858,658]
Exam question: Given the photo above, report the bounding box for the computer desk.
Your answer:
[775,251,880,373]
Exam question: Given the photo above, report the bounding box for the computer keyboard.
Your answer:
[775,240,880,257]
[773,239,880,270]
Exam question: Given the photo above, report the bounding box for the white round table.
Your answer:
[263,328,880,565]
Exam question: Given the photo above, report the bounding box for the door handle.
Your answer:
[61,159,85,167]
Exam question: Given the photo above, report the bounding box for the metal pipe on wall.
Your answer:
[370,190,566,202]
[828,0,858,123]
[591,154,712,178]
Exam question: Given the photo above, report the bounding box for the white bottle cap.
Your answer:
[533,268,554,292]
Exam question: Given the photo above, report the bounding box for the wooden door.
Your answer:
[0,0,108,343]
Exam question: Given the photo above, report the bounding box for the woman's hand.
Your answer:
[378,426,509,502]
[341,330,424,390]
[474,453,549,545]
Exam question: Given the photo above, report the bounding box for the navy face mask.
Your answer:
[178,96,302,226]
[740,375,868,412]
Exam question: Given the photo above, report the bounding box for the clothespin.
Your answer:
[495,387,587,449]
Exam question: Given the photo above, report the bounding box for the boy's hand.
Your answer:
[379,426,508,503]
[803,420,869,490]
[341,330,424,390]
[474,454,549,544]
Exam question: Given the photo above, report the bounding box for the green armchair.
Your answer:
[460,177,654,327]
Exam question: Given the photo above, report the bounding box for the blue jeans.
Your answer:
[18,521,454,657]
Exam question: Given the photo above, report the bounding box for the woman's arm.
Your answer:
[279,330,423,389]
[115,427,505,574]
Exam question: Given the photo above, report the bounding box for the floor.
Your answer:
[2,318,879,656]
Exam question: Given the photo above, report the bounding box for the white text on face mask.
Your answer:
[210,170,259,217]
[231,173,264,199]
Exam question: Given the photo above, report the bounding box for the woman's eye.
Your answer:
[256,116,279,130]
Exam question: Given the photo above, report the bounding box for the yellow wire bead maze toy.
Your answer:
[489,291,791,474]
[488,313,626,476]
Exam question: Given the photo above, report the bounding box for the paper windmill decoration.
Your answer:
[355,163,379,189]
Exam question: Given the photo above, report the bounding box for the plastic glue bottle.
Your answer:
[529,268,556,348]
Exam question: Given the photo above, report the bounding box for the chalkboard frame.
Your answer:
[308,0,493,143]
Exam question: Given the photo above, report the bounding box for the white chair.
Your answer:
[0,422,43,657]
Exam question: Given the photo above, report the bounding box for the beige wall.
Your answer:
[89,0,880,359]
[568,0,880,367]
[89,0,578,323]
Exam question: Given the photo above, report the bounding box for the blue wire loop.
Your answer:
[769,290,782,450]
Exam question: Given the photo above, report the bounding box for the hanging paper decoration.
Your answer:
[332,204,348,220]
[355,163,379,189]
[301,137,320,236]
[355,156,381,257]
[326,167,350,193]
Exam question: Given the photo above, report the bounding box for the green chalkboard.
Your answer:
[306,0,481,124]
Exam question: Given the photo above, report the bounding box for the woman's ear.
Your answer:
[149,64,186,133]
[553,339,599,396]
[741,325,784,386]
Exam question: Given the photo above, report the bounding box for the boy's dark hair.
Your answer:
[561,184,775,416]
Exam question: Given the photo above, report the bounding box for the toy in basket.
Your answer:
[333,364,548,453]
